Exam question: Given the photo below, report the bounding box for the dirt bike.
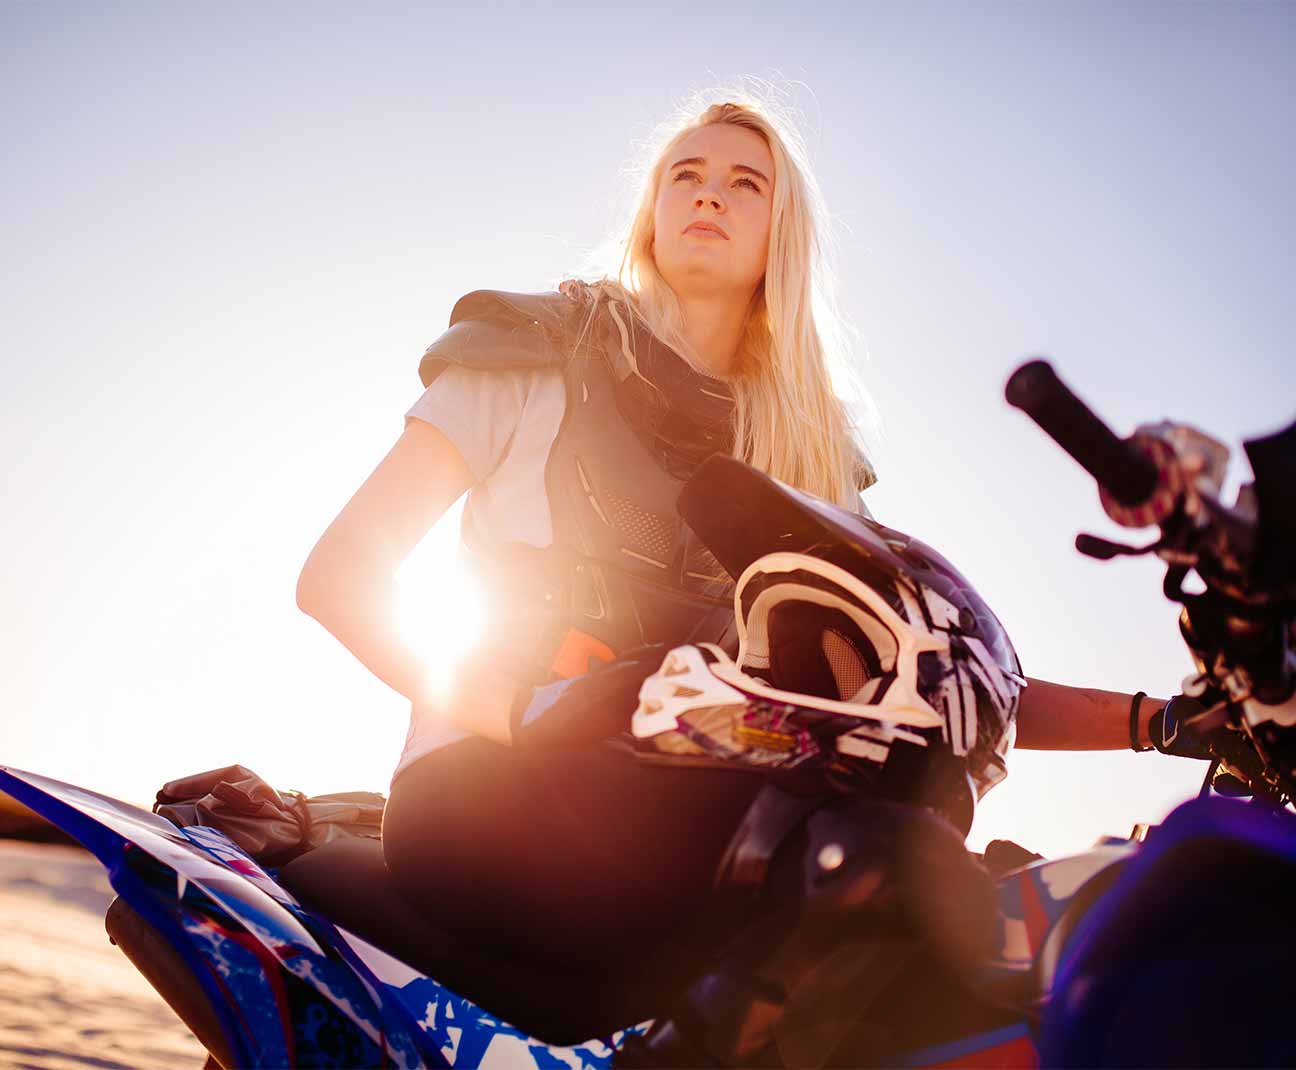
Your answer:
[2,360,1292,1067]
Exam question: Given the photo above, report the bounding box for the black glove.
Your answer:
[509,643,669,748]
[1147,694,1215,760]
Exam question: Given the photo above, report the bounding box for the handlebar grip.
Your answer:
[1005,359,1160,507]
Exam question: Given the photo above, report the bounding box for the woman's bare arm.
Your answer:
[1014,676,1166,751]
[296,420,516,743]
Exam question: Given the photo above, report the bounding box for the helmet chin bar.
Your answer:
[632,644,746,739]
[728,552,949,730]
[630,640,942,743]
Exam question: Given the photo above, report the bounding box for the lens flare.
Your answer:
[395,501,483,702]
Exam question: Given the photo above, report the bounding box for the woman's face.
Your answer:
[652,123,775,301]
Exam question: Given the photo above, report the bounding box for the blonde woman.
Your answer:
[291,97,1166,1053]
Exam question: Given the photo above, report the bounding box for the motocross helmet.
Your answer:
[632,456,1025,797]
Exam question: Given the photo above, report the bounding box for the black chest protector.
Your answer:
[418,285,738,685]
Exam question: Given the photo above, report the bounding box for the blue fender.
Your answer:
[1040,796,1296,1066]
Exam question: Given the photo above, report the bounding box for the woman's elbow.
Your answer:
[296,552,327,619]
[296,538,348,620]
[296,535,389,624]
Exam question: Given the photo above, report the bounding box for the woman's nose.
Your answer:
[695,187,724,211]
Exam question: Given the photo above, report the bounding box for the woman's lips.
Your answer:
[684,221,729,239]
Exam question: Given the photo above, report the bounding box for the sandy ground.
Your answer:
[0,839,207,1070]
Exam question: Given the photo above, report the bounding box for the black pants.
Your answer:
[280,737,763,1040]
[382,737,763,964]
[282,739,994,1048]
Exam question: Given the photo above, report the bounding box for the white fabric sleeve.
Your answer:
[404,365,531,482]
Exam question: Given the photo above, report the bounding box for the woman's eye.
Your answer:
[672,170,762,192]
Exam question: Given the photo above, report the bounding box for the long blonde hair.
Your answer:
[589,90,875,508]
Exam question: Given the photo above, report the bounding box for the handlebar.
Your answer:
[1005,359,1161,507]
[1005,357,1296,804]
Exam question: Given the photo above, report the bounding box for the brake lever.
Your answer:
[1075,532,1163,561]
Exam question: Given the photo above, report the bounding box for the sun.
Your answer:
[395,498,484,699]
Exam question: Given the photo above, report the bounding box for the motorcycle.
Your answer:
[2,360,1293,1068]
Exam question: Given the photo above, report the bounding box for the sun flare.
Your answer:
[395,500,483,700]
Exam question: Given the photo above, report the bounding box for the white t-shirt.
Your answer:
[408,363,568,549]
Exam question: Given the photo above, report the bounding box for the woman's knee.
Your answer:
[381,740,526,905]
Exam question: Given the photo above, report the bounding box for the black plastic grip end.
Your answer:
[1005,359,1159,507]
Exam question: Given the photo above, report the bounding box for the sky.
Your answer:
[2,1,1293,859]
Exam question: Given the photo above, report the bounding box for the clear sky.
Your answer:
[3,1,1293,858]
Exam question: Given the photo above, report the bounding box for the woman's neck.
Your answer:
[675,291,750,379]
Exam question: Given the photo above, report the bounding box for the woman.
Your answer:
[292,96,1165,1049]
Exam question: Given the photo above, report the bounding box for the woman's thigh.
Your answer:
[382,738,762,961]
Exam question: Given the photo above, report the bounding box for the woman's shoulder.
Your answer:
[447,282,596,333]
[418,283,597,388]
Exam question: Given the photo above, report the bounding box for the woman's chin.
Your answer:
[661,259,748,297]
